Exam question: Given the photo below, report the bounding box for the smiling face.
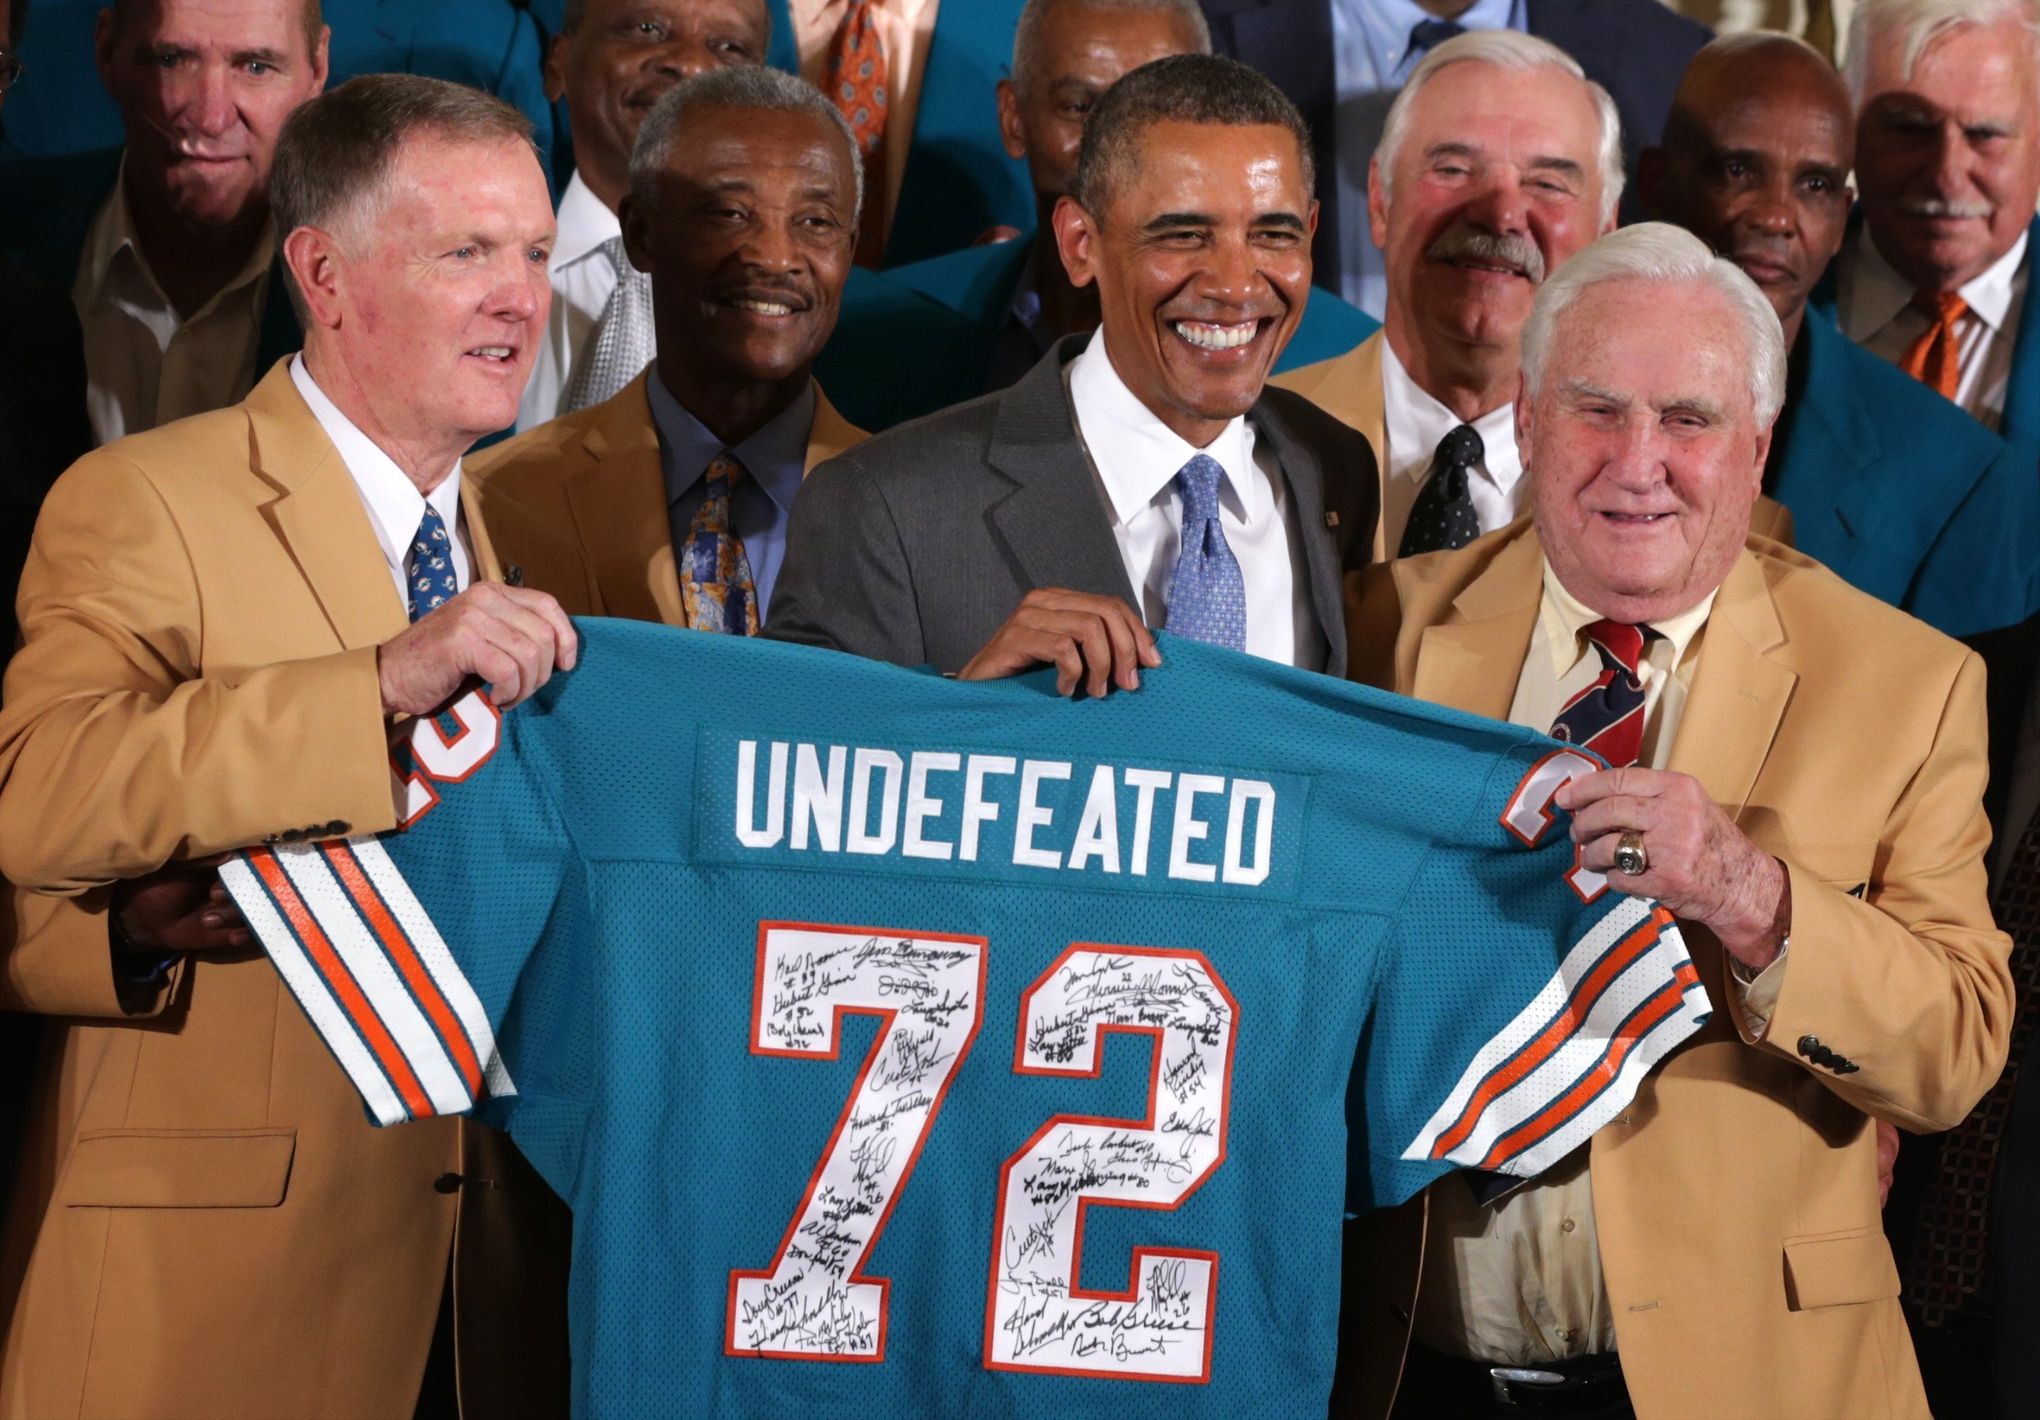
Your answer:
[624,104,856,392]
[1645,45,1853,339]
[1525,278,1770,623]
[997,1,1208,205]
[327,132,556,448]
[97,0,328,228]
[547,0,769,211]
[1854,16,2040,293]
[1375,61,1608,371]
[1053,119,1314,446]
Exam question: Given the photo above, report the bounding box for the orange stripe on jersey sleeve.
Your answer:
[249,850,436,1121]
[324,842,485,1098]
[1429,914,1663,1160]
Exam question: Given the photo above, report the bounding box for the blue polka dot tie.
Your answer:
[1164,453,1247,653]
[407,504,459,623]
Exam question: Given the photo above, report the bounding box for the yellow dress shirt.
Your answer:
[1414,561,1732,1366]
[790,0,939,254]
[73,160,276,445]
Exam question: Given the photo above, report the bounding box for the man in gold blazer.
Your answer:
[1343,225,2011,1419]
[0,77,580,1418]
[474,67,866,627]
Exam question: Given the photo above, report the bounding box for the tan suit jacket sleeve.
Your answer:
[0,888,182,1019]
[0,447,395,892]
[1727,647,2012,1133]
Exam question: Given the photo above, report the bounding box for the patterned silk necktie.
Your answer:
[1899,290,1968,402]
[1164,453,1247,653]
[1907,803,2040,1324]
[1549,620,1651,769]
[1398,423,1484,556]
[566,236,656,413]
[407,504,459,623]
[1409,17,1465,56]
[680,454,761,635]
[826,0,889,267]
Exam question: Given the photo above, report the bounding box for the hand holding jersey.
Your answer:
[376,580,580,716]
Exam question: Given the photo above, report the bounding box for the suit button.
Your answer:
[433,1172,464,1194]
[280,828,302,843]
[1797,1034,1822,1059]
[325,820,350,836]
[1561,1217,1577,1234]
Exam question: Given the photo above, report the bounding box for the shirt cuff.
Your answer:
[1729,942,1790,1035]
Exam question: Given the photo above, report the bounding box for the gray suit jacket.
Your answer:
[768,334,1378,675]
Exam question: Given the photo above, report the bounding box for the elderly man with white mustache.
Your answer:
[1272,28,1621,560]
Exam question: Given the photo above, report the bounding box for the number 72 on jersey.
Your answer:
[725,922,1237,1384]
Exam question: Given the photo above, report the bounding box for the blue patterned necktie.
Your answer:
[680,454,761,635]
[1164,453,1247,652]
[407,504,459,623]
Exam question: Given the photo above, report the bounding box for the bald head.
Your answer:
[1641,32,1852,345]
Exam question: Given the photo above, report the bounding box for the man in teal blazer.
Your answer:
[1643,31,2037,639]
[820,0,1376,429]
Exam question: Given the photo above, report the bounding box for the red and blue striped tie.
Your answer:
[1550,619,1651,769]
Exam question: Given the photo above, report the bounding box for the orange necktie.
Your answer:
[826,0,889,267]
[1898,291,1968,401]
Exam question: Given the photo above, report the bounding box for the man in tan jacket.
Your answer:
[1344,223,2010,1419]
[0,75,579,1418]
[475,65,864,624]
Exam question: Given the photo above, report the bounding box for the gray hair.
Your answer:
[271,74,534,318]
[1376,29,1624,225]
[1520,222,1787,426]
[1010,0,1211,96]
[628,65,862,221]
[1072,52,1313,216]
[1844,0,2040,103]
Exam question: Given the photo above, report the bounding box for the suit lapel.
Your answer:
[985,339,1141,606]
[1665,552,1796,820]
[564,377,684,627]
[1412,529,1542,720]
[246,365,409,649]
[1249,391,1345,673]
[1771,314,1879,557]
[2002,216,2040,452]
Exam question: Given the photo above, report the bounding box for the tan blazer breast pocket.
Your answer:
[1782,1226,1901,1310]
[59,1127,295,1209]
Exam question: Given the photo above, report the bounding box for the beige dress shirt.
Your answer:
[1414,563,1782,1365]
[1837,223,2029,433]
[73,160,275,445]
[790,0,939,253]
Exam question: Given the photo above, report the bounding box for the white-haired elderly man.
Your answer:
[1815,0,2040,461]
[1344,222,2011,1420]
[1274,29,1630,562]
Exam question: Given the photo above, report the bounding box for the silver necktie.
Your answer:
[565,235,656,412]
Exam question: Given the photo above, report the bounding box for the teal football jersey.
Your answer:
[223,621,1707,1418]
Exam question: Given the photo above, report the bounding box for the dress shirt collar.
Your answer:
[553,170,624,272]
[1067,334,1263,528]
[288,353,464,567]
[1352,0,1523,83]
[82,153,275,320]
[645,364,815,515]
[1535,555,1717,683]
[1849,222,2030,335]
[1381,336,1522,490]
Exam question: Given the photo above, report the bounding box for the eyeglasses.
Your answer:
[0,49,22,96]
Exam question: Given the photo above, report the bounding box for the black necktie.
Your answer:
[1398,423,1484,556]
[1410,17,1466,57]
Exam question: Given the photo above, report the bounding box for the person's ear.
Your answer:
[282,225,348,331]
[996,79,1026,162]
[1052,194,1100,290]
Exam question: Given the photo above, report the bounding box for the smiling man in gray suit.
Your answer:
[769,53,1376,690]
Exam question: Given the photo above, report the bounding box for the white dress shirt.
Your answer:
[1065,339,1327,670]
[1839,223,2029,432]
[1381,340,1525,552]
[290,355,473,613]
[1415,562,1717,1367]
[74,160,275,445]
[517,172,624,432]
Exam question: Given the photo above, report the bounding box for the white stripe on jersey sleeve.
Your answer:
[275,845,475,1117]
[351,838,517,1101]
[221,855,412,1127]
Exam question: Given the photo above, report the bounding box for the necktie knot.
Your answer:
[1410,17,1466,54]
[1914,289,1969,328]
[1175,452,1227,521]
[1583,618,1648,680]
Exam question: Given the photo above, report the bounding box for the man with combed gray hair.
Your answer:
[1344,221,2008,1419]
[1274,29,1619,562]
[1200,0,1709,317]
[0,71,576,1418]
[474,64,869,634]
[1818,0,2040,457]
